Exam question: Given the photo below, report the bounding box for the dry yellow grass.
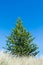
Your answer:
[0,51,43,65]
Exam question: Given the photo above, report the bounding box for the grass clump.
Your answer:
[0,51,43,65]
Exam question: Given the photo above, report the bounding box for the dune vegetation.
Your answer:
[0,51,43,65]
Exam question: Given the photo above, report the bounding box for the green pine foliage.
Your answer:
[6,18,39,56]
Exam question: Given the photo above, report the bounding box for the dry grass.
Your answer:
[0,51,43,65]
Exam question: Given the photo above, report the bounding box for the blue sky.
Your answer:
[0,0,43,56]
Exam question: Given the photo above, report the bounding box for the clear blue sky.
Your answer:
[0,0,43,56]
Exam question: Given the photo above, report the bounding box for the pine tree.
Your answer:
[6,18,39,56]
